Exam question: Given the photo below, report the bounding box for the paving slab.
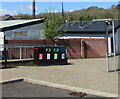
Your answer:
[1,58,119,97]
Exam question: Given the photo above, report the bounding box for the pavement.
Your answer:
[0,58,119,97]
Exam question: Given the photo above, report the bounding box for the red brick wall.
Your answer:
[7,38,107,59]
[84,39,107,58]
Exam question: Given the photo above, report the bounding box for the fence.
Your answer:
[5,44,37,60]
[2,38,107,60]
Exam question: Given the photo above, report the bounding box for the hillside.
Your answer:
[12,5,119,22]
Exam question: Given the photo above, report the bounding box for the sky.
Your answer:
[1,2,119,16]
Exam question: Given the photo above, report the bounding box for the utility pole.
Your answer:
[118,1,120,19]
[33,0,36,19]
[105,19,117,72]
[62,2,65,23]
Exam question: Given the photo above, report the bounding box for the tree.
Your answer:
[4,14,11,16]
[44,12,65,39]
[79,14,93,21]
[14,13,31,19]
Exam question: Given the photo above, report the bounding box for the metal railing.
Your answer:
[0,44,45,60]
[0,44,59,60]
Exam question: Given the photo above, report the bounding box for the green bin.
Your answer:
[52,47,60,65]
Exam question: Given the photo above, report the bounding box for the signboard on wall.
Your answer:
[0,32,4,51]
[13,31,27,37]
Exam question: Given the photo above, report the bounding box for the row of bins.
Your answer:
[34,46,67,65]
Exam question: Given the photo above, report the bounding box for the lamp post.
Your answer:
[105,22,109,72]
[112,20,117,71]
[105,19,117,71]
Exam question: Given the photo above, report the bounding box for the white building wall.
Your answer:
[4,23,45,40]
[60,33,106,39]
[0,32,4,51]
[116,28,120,54]
[108,27,120,54]
[4,30,12,40]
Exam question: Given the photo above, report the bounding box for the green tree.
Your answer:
[79,14,93,21]
[4,14,11,16]
[44,12,65,39]
[14,13,31,19]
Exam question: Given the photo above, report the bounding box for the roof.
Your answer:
[0,16,15,21]
[59,20,120,33]
[0,18,44,32]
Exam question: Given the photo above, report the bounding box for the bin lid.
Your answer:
[60,48,66,52]
[46,48,51,52]
[53,48,59,52]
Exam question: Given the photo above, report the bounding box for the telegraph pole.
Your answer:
[118,1,120,19]
[33,0,36,19]
[62,2,65,23]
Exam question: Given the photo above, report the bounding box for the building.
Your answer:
[59,20,120,54]
[0,18,45,40]
[0,16,15,21]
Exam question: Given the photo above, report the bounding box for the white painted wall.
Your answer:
[116,28,120,54]
[4,23,45,40]
[108,27,120,54]
[0,32,4,51]
[60,33,106,39]
[108,37,112,54]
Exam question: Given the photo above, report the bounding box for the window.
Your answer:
[13,31,27,37]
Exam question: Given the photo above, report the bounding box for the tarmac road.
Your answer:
[2,81,92,98]
[2,81,73,97]
[2,81,103,98]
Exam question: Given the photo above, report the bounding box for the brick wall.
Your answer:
[83,39,107,58]
[7,38,107,59]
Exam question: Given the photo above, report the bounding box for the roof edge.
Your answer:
[1,19,44,32]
